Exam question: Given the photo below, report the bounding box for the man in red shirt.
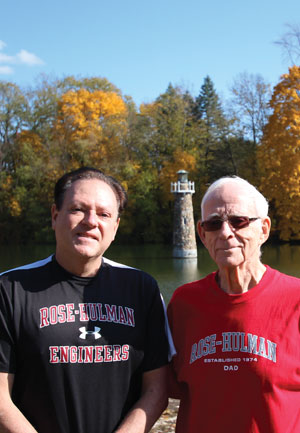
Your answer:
[168,176,300,433]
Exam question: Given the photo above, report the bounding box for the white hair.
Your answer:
[201,176,269,218]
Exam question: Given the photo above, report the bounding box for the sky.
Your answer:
[1,0,300,106]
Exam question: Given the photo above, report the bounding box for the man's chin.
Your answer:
[73,245,101,260]
[216,256,244,269]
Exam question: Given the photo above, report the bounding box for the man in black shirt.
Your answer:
[0,167,170,433]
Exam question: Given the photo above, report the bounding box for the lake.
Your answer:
[1,242,300,303]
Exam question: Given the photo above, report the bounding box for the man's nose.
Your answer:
[219,220,234,238]
[83,210,97,226]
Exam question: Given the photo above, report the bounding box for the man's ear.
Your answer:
[260,216,271,245]
[51,204,58,230]
[112,218,120,240]
[197,220,207,246]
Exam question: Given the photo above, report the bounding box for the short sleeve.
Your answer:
[0,278,16,373]
[142,282,170,372]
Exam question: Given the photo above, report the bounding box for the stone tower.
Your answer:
[171,170,197,258]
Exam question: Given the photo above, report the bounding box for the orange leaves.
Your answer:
[258,66,300,240]
[54,89,127,142]
[51,88,128,174]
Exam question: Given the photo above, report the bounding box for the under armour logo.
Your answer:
[79,326,101,340]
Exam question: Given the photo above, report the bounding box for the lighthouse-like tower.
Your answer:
[171,170,197,258]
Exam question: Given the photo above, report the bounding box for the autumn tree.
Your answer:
[27,75,123,141]
[258,66,300,240]
[52,88,128,173]
[0,77,129,243]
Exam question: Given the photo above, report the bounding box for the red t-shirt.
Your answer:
[167,266,300,433]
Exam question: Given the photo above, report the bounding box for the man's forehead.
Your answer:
[203,184,256,217]
[65,179,118,207]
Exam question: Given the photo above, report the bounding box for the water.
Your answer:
[1,243,300,303]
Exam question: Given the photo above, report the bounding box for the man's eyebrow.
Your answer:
[205,213,220,219]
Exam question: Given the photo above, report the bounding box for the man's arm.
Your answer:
[115,365,168,433]
[0,372,37,433]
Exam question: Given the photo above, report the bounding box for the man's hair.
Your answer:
[201,176,269,218]
[54,167,128,215]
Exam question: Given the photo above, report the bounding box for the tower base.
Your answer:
[172,247,198,258]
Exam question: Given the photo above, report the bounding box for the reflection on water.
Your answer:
[261,243,300,278]
[1,243,300,303]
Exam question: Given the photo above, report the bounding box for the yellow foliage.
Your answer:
[139,102,160,117]
[2,175,13,191]
[9,198,22,217]
[258,66,300,240]
[54,89,127,142]
[160,149,197,201]
[16,130,44,151]
[13,131,47,167]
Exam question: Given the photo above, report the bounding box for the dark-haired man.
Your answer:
[0,167,170,433]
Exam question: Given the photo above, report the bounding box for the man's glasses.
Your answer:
[200,216,260,232]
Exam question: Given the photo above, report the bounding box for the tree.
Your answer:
[0,82,29,169]
[274,23,300,65]
[194,76,227,132]
[27,74,124,142]
[0,81,129,243]
[126,84,199,172]
[59,75,121,94]
[54,88,127,141]
[228,72,272,144]
[0,130,53,243]
[193,76,232,183]
[52,88,128,173]
[258,66,300,240]
[122,84,201,242]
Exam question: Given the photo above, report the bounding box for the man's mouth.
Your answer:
[218,245,241,252]
[76,232,98,241]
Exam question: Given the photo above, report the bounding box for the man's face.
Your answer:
[52,178,120,272]
[197,183,270,270]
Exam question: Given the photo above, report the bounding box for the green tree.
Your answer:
[122,84,201,242]
[128,84,199,171]
[0,130,52,243]
[193,76,232,183]
[0,82,29,169]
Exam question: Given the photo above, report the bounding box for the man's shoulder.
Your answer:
[0,255,54,279]
[102,257,155,281]
[100,257,158,288]
[266,265,300,288]
[170,271,216,302]
[102,257,134,270]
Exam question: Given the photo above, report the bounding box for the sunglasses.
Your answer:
[200,216,260,232]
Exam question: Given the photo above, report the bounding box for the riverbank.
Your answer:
[150,399,179,432]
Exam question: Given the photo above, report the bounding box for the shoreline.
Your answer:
[150,398,179,432]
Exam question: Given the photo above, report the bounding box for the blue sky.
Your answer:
[1,0,299,106]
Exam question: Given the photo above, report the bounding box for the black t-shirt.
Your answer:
[0,256,169,433]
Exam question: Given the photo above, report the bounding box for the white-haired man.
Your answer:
[167,176,300,433]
